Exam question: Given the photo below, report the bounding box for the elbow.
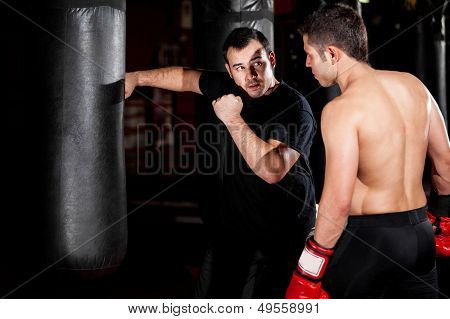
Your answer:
[260,171,286,185]
[432,154,450,194]
[434,151,450,182]
[260,160,288,184]
[261,173,283,185]
[258,154,289,184]
[445,151,450,177]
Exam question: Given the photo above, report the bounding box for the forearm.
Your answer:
[132,67,201,93]
[432,171,450,195]
[314,201,349,248]
[225,117,286,183]
[428,95,450,190]
[432,160,450,195]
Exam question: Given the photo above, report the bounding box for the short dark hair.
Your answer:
[222,27,271,63]
[299,3,368,63]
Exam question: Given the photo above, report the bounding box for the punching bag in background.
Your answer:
[41,0,128,276]
[415,0,448,130]
[193,0,274,72]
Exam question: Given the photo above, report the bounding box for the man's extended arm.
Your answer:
[427,91,450,195]
[426,91,450,258]
[125,67,202,98]
[314,101,359,249]
[213,94,300,184]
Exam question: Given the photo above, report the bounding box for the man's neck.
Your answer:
[336,60,371,92]
[264,78,280,96]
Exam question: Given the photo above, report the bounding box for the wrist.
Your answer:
[309,237,335,253]
[297,237,334,281]
[224,115,245,127]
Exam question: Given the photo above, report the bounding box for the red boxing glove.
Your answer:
[427,193,450,258]
[435,235,450,257]
[440,218,450,236]
[428,212,450,236]
[427,213,450,257]
[286,271,330,299]
[285,238,333,299]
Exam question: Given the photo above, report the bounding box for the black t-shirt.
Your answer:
[199,71,317,248]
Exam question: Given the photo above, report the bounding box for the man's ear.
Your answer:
[268,51,276,68]
[225,63,233,78]
[327,46,341,64]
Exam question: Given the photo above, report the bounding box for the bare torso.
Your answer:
[341,70,430,215]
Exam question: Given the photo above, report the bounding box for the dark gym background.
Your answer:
[1,0,449,298]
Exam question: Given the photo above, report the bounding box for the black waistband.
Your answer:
[347,206,427,227]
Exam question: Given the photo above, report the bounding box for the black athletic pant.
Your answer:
[322,206,439,298]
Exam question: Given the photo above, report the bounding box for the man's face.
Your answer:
[303,34,336,87]
[225,39,276,98]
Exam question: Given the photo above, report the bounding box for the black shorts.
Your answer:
[322,206,439,298]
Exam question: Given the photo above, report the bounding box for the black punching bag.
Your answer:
[416,0,448,129]
[41,0,128,276]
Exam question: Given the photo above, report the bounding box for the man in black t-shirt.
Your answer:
[125,28,317,298]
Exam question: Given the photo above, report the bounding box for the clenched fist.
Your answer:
[125,72,138,99]
[212,94,243,124]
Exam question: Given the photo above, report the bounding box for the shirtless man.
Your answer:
[286,3,450,298]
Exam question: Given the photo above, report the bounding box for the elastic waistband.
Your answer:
[347,206,427,227]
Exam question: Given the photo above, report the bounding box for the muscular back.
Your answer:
[348,71,430,214]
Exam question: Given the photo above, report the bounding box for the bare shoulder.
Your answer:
[376,69,415,80]
[321,96,362,128]
[376,70,427,95]
[323,93,363,116]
